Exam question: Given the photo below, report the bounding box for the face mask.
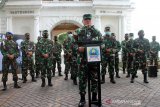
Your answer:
[105,32,111,36]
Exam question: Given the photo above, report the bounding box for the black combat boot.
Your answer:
[41,78,46,87]
[48,78,53,86]
[143,73,149,83]
[130,74,135,83]
[78,92,86,107]
[110,75,116,84]
[23,76,27,83]
[101,75,105,84]
[73,78,77,85]
[14,81,21,88]
[116,71,120,78]
[92,92,98,105]
[64,74,68,80]
[32,76,37,82]
[2,81,7,91]
[58,67,63,76]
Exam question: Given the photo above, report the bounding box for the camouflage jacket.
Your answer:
[63,39,72,54]
[121,40,128,54]
[53,41,62,57]
[126,39,135,54]
[150,41,160,55]
[38,38,53,58]
[75,25,102,63]
[1,39,19,58]
[21,40,35,58]
[133,38,150,56]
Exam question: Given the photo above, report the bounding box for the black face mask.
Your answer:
[43,34,48,38]
[26,37,30,40]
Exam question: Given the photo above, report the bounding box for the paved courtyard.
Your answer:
[0,68,160,107]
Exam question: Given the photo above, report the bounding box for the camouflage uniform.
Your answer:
[131,30,150,83]
[35,37,41,78]
[21,33,36,83]
[70,39,78,85]
[63,36,72,80]
[121,34,129,74]
[126,34,134,78]
[52,36,63,77]
[38,30,53,87]
[114,40,121,78]
[1,32,21,90]
[75,24,102,106]
[149,37,160,66]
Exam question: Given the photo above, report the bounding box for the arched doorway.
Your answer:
[51,21,82,41]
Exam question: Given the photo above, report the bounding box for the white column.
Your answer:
[94,15,102,33]
[34,16,39,42]
[118,16,125,42]
[7,16,12,32]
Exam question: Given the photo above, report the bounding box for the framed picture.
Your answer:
[86,45,101,63]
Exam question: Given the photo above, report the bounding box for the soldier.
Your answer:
[63,32,73,80]
[111,33,121,78]
[1,32,21,91]
[101,26,111,84]
[126,33,134,78]
[75,14,102,107]
[38,30,53,87]
[130,30,150,83]
[149,36,160,66]
[121,33,129,74]
[35,37,41,78]
[52,36,63,77]
[70,35,78,85]
[21,33,36,83]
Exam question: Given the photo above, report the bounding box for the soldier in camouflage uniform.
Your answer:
[126,33,134,78]
[130,30,149,83]
[35,37,41,78]
[149,36,160,66]
[101,26,111,84]
[52,36,63,77]
[1,32,21,91]
[111,33,121,78]
[74,14,102,107]
[70,35,78,85]
[121,33,129,74]
[38,30,53,87]
[63,32,73,80]
[21,33,36,83]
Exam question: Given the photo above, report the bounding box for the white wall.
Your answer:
[101,16,119,38]
[12,16,34,40]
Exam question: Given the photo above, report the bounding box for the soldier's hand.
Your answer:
[129,53,134,56]
[138,49,144,53]
[43,54,49,58]
[78,47,85,53]
[8,54,14,59]
[28,52,33,56]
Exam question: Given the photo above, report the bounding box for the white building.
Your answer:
[0,0,134,42]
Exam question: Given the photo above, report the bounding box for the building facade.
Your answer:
[0,0,134,42]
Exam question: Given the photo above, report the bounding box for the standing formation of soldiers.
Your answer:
[1,14,160,107]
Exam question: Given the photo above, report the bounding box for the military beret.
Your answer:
[6,32,13,36]
[83,14,92,20]
[105,26,110,30]
[43,30,48,34]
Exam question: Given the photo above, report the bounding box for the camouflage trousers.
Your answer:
[101,57,108,76]
[2,57,18,82]
[78,63,98,93]
[127,55,134,74]
[22,58,35,78]
[114,54,119,73]
[149,55,158,66]
[132,55,147,75]
[52,56,61,72]
[71,58,78,79]
[64,60,72,75]
[41,58,52,79]
[122,53,127,71]
[108,56,115,76]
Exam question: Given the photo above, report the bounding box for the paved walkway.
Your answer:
[0,69,160,107]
